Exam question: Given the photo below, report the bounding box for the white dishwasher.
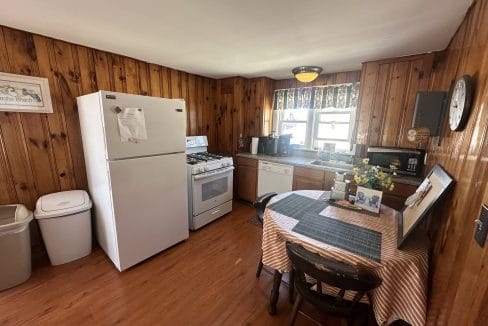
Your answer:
[257,161,294,196]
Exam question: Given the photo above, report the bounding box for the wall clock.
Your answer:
[449,75,475,131]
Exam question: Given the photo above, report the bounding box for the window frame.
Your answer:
[275,109,315,149]
[274,107,356,151]
[312,108,357,146]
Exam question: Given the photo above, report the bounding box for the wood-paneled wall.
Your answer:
[356,1,488,324]
[355,53,435,148]
[215,76,274,156]
[0,26,216,210]
[424,0,488,324]
[214,71,362,157]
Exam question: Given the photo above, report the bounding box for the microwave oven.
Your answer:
[366,146,426,177]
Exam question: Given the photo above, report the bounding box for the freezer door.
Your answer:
[108,153,189,270]
[101,91,186,160]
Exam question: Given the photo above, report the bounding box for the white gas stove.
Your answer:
[186,136,234,230]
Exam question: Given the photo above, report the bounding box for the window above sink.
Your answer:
[272,83,360,152]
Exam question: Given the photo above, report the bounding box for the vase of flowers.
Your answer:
[352,158,396,213]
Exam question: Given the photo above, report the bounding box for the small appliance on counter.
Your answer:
[265,135,279,155]
[277,134,292,156]
[256,133,292,156]
[258,136,269,154]
[367,146,426,176]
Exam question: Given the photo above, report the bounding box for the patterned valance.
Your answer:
[273,82,360,110]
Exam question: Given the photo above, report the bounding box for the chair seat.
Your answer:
[296,280,370,318]
[313,283,370,305]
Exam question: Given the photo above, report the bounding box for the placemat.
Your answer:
[292,212,382,262]
[267,193,329,221]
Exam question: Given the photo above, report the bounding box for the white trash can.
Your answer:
[0,204,33,291]
[34,190,92,265]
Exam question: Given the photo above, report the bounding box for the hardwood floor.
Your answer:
[0,201,349,325]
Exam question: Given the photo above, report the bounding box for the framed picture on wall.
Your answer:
[0,72,53,113]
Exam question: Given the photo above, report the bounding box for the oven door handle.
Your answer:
[193,166,235,180]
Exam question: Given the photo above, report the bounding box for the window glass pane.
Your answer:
[282,122,307,145]
[317,122,350,140]
[317,140,351,151]
[319,113,350,123]
[282,109,308,121]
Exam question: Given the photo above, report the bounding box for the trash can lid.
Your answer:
[35,190,92,219]
[0,204,33,233]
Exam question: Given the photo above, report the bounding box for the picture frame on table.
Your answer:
[0,72,53,113]
[355,186,383,214]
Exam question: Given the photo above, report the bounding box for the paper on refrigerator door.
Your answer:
[117,107,148,143]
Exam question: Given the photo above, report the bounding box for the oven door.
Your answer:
[192,166,234,215]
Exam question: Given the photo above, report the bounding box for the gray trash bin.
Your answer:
[0,204,33,291]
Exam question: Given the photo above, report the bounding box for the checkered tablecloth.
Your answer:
[262,190,428,326]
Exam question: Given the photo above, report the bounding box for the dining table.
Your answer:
[261,190,429,326]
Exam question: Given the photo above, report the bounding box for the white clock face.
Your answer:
[449,79,466,131]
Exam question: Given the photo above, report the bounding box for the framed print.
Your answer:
[355,186,383,214]
[397,164,454,248]
[0,72,53,113]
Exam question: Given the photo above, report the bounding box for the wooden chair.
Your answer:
[253,192,277,278]
[285,242,382,326]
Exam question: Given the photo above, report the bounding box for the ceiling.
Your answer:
[0,0,472,80]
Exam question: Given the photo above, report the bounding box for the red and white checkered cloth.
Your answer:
[262,190,428,326]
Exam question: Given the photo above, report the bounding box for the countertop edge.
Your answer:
[236,153,422,186]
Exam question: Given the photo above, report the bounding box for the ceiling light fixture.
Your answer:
[292,66,323,83]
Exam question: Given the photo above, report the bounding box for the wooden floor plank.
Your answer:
[0,201,354,325]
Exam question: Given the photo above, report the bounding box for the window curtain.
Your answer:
[273,82,360,110]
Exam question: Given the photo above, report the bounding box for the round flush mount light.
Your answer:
[292,66,323,83]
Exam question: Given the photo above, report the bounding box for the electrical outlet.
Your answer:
[474,204,488,247]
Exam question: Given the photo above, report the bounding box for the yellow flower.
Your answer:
[362,158,369,165]
[389,184,395,191]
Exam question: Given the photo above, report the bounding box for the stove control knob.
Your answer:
[221,163,225,167]
[204,166,209,171]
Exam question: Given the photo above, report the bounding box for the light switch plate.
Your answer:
[474,204,488,247]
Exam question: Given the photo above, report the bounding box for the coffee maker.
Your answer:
[265,136,279,155]
[277,134,292,156]
[258,136,269,154]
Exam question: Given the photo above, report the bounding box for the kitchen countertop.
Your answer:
[237,153,423,186]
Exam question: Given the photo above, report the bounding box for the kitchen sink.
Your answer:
[308,160,353,171]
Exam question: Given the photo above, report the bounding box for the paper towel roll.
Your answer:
[251,137,259,155]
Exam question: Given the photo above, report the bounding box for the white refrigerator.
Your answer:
[77,91,189,271]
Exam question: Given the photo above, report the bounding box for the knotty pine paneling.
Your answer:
[355,53,435,148]
[215,76,274,156]
[355,1,488,324]
[424,0,488,324]
[0,25,216,210]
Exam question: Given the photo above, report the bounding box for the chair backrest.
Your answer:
[286,242,382,301]
[253,192,277,223]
